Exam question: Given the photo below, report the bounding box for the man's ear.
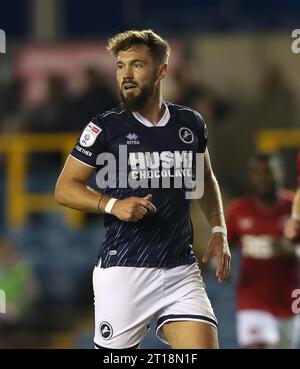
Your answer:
[157,63,168,81]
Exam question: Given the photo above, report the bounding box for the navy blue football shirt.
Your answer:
[70,102,208,268]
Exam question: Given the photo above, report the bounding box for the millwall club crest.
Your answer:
[179,127,194,144]
[99,321,113,340]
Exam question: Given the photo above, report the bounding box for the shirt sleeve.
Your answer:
[70,115,107,168]
[193,110,208,153]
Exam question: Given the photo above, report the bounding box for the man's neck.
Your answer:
[135,93,165,126]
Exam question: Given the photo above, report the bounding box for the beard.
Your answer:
[119,77,156,111]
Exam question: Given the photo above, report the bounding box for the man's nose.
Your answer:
[122,65,134,79]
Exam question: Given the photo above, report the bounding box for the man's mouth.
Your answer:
[123,83,138,91]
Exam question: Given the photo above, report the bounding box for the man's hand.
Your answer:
[202,233,231,283]
[284,218,300,241]
[111,194,157,222]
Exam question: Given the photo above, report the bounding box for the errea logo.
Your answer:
[126,133,140,145]
[0,30,6,53]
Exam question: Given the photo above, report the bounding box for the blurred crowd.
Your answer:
[0,66,117,134]
[0,59,298,195]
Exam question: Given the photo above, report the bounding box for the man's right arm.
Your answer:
[55,155,156,221]
[55,155,105,213]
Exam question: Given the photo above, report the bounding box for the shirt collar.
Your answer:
[132,102,170,127]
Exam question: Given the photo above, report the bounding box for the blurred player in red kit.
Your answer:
[284,150,300,241]
[226,153,299,348]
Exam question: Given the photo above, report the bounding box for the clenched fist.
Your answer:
[111,194,157,222]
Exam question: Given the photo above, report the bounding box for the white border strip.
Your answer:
[70,154,97,168]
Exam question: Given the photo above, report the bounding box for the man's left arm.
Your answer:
[284,150,300,241]
[284,187,300,241]
[197,149,231,283]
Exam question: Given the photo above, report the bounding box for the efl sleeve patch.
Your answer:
[79,122,102,147]
[70,117,106,167]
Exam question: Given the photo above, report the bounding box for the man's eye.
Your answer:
[117,64,123,69]
[133,63,142,68]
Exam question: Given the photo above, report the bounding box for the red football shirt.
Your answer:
[226,191,298,318]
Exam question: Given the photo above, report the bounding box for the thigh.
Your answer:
[155,263,218,348]
[162,321,218,349]
[236,310,279,348]
[93,265,159,348]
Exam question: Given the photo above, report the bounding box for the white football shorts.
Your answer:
[93,261,217,348]
[237,309,298,349]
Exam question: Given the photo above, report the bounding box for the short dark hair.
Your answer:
[106,29,170,65]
